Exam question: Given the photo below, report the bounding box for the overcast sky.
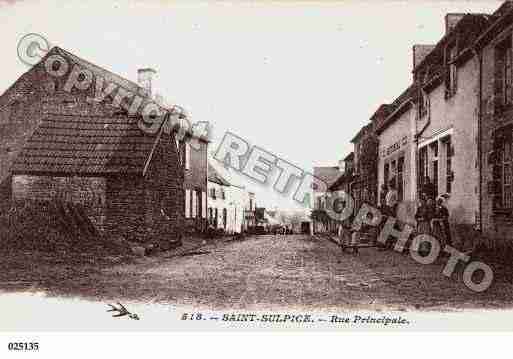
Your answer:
[0,0,503,211]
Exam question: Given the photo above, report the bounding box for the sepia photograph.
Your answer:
[1,0,513,355]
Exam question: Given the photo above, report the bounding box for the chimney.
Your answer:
[413,44,435,70]
[445,13,465,34]
[137,68,157,97]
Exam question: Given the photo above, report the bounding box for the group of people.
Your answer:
[415,177,452,249]
[378,176,452,252]
[342,176,452,254]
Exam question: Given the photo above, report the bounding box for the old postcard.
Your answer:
[1,0,513,354]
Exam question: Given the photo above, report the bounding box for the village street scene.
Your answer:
[4,1,513,322]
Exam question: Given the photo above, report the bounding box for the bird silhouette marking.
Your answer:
[106,302,140,320]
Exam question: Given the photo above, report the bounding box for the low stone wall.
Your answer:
[11,175,106,231]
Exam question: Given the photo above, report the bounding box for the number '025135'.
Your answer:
[8,342,39,351]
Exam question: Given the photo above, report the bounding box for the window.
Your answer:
[496,37,513,109]
[221,188,226,200]
[502,137,513,209]
[443,136,453,194]
[210,187,216,199]
[430,142,439,199]
[223,208,227,229]
[384,163,390,187]
[446,43,458,97]
[214,208,218,227]
[419,91,429,119]
[490,129,513,212]
[418,146,428,196]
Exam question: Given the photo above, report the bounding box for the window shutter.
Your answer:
[444,46,450,95]
[185,189,190,218]
[202,191,207,218]
[192,190,197,218]
[495,46,505,114]
[185,142,191,170]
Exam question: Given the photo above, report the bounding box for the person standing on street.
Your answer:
[415,195,433,255]
[433,194,452,248]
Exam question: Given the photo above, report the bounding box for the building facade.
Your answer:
[183,137,209,235]
[409,14,492,248]
[373,14,492,245]
[476,1,513,247]
[207,162,249,234]
[376,86,417,225]
[351,105,389,213]
[1,46,186,245]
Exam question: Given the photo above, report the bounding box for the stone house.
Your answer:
[411,13,493,245]
[0,46,188,245]
[374,13,492,243]
[475,1,513,247]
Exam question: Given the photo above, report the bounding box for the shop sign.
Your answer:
[381,135,408,158]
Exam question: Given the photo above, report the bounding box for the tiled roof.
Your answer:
[375,84,417,135]
[208,162,231,186]
[475,1,513,49]
[11,114,158,175]
[414,14,492,77]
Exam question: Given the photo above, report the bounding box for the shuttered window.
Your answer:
[495,36,513,111]
[445,43,458,97]
[503,140,513,209]
[491,127,513,212]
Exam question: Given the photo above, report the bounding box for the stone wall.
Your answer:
[11,175,107,230]
[1,50,186,245]
[143,131,185,246]
[480,26,513,247]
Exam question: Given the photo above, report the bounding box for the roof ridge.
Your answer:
[43,112,141,118]
[52,46,145,96]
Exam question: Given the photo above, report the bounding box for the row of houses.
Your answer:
[0,45,256,247]
[314,1,513,250]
